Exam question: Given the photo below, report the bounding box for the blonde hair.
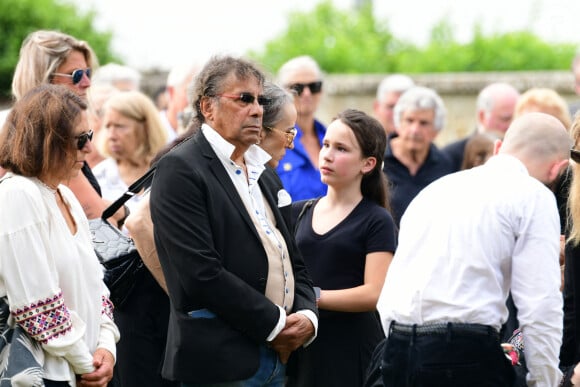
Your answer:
[568,112,580,244]
[99,91,167,163]
[11,30,98,101]
[514,88,572,129]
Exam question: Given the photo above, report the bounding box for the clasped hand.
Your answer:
[270,313,315,364]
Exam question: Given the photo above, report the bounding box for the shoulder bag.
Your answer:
[89,167,156,308]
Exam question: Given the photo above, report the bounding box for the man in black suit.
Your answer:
[150,55,318,386]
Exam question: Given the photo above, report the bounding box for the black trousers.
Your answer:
[113,269,177,387]
[381,322,515,387]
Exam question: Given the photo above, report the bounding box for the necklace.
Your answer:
[38,179,58,194]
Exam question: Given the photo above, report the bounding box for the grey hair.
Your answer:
[91,63,141,90]
[262,82,295,128]
[393,86,446,131]
[189,55,266,127]
[277,55,323,86]
[476,82,520,113]
[376,74,415,101]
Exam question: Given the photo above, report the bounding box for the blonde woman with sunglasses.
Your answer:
[0,30,127,227]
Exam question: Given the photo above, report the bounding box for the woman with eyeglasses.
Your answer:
[91,90,171,387]
[259,82,298,169]
[0,29,128,228]
[275,55,328,202]
[93,90,167,217]
[0,84,119,387]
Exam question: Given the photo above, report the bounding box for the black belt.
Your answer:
[390,321,498,339]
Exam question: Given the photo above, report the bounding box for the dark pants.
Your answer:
[381,322,515,387]
[114,269,177,387]
[43,381,69,387]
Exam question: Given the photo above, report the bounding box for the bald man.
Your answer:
[443,82,520,171]
[375,112,570,386]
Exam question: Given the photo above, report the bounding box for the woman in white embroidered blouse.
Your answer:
[0,85,119,386]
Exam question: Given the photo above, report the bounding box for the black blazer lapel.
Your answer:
[197,131,261,240]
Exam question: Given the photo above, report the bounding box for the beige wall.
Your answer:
[315,71,577,147]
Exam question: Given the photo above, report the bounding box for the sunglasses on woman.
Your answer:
[53,68,92,85]
[288,81,323,96]
[75,130,93,150]
[572,148,580,163]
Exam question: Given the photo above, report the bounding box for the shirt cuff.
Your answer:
[266,305,286,342]
[296,309,318,347]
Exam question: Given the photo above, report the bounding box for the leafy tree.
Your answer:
[250,1,576,75]
[250,1,399,75]
[0,0,119,98]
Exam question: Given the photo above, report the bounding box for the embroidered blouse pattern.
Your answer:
[101,295,114,321]
[12,291,72,344]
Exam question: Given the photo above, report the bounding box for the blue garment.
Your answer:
[181,345,285,387]
[276,119,327,201]
[382,134,454,226]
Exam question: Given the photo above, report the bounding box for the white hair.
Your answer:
[393,86,446,131]
[166,62,202,88]
[91,63,141,90]
[376,74,415,100]
[277,55,323,86]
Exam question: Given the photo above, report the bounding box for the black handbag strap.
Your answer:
[102,167,156,219]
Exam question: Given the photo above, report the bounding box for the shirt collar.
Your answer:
[201,123,272,168]
[485,154,529,175]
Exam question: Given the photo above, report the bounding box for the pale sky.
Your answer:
[69,0,580,72]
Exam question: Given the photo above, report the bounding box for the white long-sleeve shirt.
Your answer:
[0,174,119,384]
[377,155,563,387]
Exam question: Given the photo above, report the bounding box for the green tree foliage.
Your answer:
[250,1,399,75]
[0,0,119,98]
[250,1,576,75]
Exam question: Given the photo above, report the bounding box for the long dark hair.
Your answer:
[333,108,390,209]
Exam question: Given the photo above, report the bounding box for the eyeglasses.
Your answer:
[75,130,93,150]
[571,148,580,163]
[287,81,323,96]
[53,68,92,85]
[264,126,297,147]
[217,93,270,106]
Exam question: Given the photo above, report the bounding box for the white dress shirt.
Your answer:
[377,154,563,387]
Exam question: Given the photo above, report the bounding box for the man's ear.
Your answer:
[493,139,503,155]
[548,159,570,183]
[200,97,213,122]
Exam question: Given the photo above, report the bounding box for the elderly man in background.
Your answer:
[373,74,415,135]
[276,55,327,201]
[382,86,453,226]
[443,82,520,171]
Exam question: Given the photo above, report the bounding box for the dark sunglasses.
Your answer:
[53,68,92,85]
[217,93,270,106]
[572,148,580,163]
[288,81,323,96]
[75,130,93,150]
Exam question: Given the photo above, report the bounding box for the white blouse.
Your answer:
[92,157,144,213]
[0,174,119,384]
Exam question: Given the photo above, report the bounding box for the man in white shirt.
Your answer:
[376,112,570,387]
